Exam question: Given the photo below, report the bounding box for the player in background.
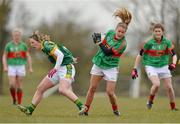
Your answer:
[17,31,85,116]
[82,8,132,116]
[2,28,33,105]
[131,23,178,110]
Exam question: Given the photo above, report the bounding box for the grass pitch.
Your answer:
[0,95,180,123]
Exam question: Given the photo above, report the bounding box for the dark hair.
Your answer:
[152,23,165,32]
[113,8,132,31]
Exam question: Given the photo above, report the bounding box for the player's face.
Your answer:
[29,38,41,49]
[153,28,163,40]
[116,26,126,39]
[12,31,22,43]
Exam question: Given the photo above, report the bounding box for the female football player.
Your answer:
[131,23,178,110]
[2,28,33,105]
[17,31,85,115]
[82,8,132,116]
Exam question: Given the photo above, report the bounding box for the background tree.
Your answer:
[0,0,12,95]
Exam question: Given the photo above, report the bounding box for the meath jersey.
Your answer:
[93,30,127,69]
[142,36,173,67]
[5,41,28,65]
[41,41,73,66]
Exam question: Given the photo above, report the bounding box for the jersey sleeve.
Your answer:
[44,41,59,56]
[167,40,174,50]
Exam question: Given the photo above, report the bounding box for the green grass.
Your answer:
[0,95,180,123]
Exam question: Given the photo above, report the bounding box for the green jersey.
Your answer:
[142,36,173,67]
[92,30,127,69]
[5,41,28,65]
[41,41,73,66]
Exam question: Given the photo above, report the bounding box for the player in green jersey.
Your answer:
[131,23,178,110]
[17,31,85,116]
[2,28,33,105]
[82,8,132,116]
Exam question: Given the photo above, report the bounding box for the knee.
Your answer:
[153,83,160,88]
[106,90,114,97]
[59,87,66,95]
[36,85,44,94]
[89,86,97,93]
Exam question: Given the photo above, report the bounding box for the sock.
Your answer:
[74,99,83,110]
[85,104,90,113]
[28,103,36,113]
[112,104,118,111]
[10,87,16,104]
[148,94,155,103]
[170,102,176,109]
[17,88,23,105]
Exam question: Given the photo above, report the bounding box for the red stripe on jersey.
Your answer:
[102,38,110,48]
[144,49,169,56]
[7,51,27,58]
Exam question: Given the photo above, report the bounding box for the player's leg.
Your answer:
[8,76,17,105]
[58,79,84,114]
[16,76,24,105]
[17,76,54,115]
[104,67,120,116]
[83,74,103,115]
[147,76,160,109]
[7,66,17,105]
[16,65,26,105]
[106,81,120,116]
[162,78,178,110]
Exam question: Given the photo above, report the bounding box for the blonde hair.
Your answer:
[12,28,23,35]
[113,8,132,30]
[30,31,51,42]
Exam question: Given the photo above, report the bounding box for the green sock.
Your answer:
[74,99,83,110]
[28,103,36,113]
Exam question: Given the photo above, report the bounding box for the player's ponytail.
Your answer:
[30,31,51,42]
[113,8,132,31]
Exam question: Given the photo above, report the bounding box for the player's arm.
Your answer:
[26,51,33,72]
[54,48,64,69]
[168,44,177,70]
[92,33,116,56]
[48,48,64,78]
[131,41,146,79]
[2,51,8,72]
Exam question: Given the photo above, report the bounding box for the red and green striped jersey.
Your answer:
[41,41,73,66]
[142,36,173,67]
[92,30,127,69]
[5,41,28,65]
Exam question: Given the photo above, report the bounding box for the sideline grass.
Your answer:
[0,95,180,123]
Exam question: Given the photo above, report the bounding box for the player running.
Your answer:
[131,23,178,111]
[17,31,85,116]
[82,8,132,116]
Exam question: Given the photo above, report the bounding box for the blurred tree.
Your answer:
[0,0,12,94]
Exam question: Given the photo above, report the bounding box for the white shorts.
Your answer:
[8,65,26,76]
[90,64,119,82]
[48,64,75,85]
[145,65,172,79]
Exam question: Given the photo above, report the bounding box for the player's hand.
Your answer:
[29,67,33,73]
[168,63,176,71]
[92,33,101,45]
[3,66,8,72]
[48,68,57,78]
[131,68,138,80]
[73,57,79,64]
